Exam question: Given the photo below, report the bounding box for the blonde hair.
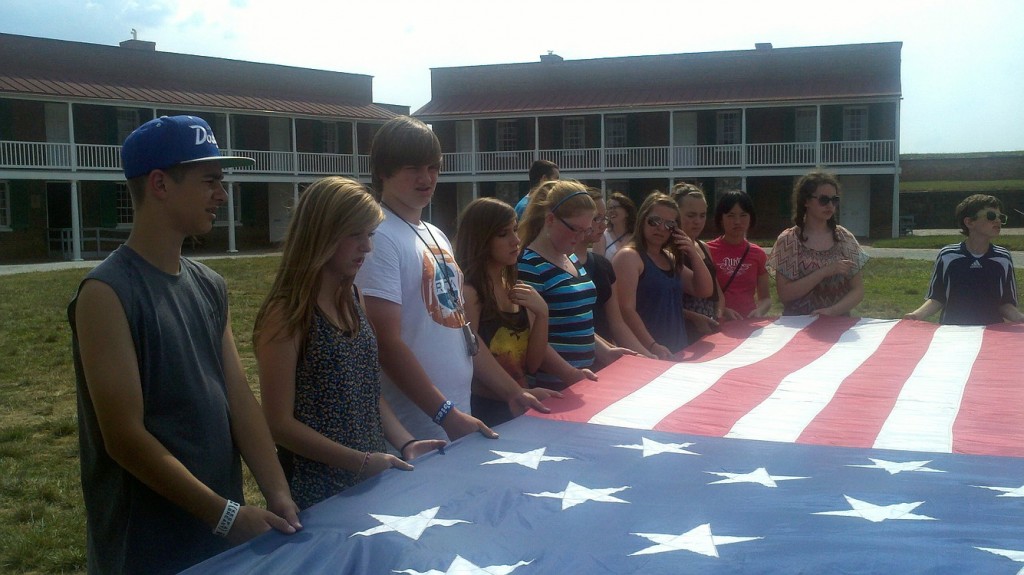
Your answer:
[519,179,596,248]
[254,176,383,354]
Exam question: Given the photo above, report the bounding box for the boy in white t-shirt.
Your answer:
[357,116,556,441]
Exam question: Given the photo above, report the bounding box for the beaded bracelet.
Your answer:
[433,399,453,425]
[356,451,371,479]
[213,499,240,537]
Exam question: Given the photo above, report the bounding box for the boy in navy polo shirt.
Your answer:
[905,194,1023,325]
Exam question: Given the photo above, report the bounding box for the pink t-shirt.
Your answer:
[706,238,768,317]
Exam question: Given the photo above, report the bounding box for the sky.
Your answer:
[1,0,1022,154]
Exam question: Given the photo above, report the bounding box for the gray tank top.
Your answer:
[69,245,242,574]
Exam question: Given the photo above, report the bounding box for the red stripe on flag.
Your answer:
[654,316,860,436]
[676,318,774,362]
[795,320,939,448]
[952,324,1024,457]
[531,354,675,423]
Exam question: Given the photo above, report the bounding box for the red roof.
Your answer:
[416,42,902,118]
[0,33,399,120]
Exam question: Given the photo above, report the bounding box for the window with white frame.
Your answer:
[605,115,627,148]
[563,117,585,149]
[795,108,817,142]
[716,111,740,145]
[497,120,518,152]
[214,187,243,226]
[115,183,133,226]
[843,106,868,141]
[117,109,140,142]
[323,122,339,154]
[0,181,10,229]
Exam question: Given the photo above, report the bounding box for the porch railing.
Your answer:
[2,139,896,176]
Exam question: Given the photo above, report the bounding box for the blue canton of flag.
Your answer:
[184,414,1024,574]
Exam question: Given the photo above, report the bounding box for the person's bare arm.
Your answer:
[362,295,496,440]
[256,305,408,482]
[221,316,302,534]
[905,298,943,321]
[76,280,296,545]
[613,249,671,359]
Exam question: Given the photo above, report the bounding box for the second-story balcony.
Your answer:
[0,140,371,177]
[438,139,897,175]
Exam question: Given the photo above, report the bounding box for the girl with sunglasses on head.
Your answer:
[707,190,772,320]
[613,191,713,359]
[518,180,632,388]
[454,198,563,427]
[767,171,868,316]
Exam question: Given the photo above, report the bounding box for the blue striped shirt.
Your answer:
[517,249,596,387]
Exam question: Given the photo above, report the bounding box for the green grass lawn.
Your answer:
[869,234,1024,250]
[1,255,1021,573]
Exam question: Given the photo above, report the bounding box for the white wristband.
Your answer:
[213,499,240,537]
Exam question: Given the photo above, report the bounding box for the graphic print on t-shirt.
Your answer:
[420,246,464,328]
[719,256,752,279]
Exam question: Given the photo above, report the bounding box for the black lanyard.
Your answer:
[380,202,478,356]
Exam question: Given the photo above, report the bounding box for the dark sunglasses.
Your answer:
[975,210,1008,225]
[645,215,678,231]
[811,194,841,207]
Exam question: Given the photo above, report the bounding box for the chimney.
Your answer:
[540,51,563,64]
[755,43,773,51]
[120,29,155,51]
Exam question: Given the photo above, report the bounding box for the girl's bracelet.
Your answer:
[399,439,419,461]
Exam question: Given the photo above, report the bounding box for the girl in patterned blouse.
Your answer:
[767,171,868,316]
[253,177,444,509]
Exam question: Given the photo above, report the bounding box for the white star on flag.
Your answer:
[847,458,944,475]
[976,547,1024,575]
[631,523,762,557]
[393,555,533,575]
[813,496,936,523]
[525,481,630,510]
[973,483,1024,497]
[481,448,572,469]
[706,467,808,487]
[351,507,470,540]
[615,437,698,457]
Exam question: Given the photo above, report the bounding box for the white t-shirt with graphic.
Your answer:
[356,213,473,440]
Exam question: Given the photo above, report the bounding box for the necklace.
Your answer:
[380,202,478,356]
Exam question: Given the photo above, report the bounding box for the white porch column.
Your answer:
[294,182,300,207]
[70,181,82,261]
[226,182,237,253]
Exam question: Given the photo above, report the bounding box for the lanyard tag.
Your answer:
[462,323,479,357]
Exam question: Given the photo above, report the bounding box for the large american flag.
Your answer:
[184,317,1024,574]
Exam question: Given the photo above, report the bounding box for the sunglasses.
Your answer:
[556,215,593,237]
[975,210,1008,225]
[811,195,841,207]
[645,215,678,231]
[593,215,611,225]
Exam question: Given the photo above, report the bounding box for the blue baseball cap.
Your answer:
[121,115,255,179]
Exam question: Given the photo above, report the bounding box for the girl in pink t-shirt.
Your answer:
[706,191,772,318]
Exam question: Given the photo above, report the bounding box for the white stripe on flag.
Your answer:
[589,315,818,430]
[726,318,899,443]
[872,325,985,453]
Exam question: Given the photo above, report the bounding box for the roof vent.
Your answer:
[755,42,773,51]
[120,30,155,51]
[540,51,563,64]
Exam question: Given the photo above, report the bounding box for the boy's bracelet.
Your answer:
[433,400,453,425]
[213,500,240,537]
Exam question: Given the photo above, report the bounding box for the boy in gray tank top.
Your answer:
[68,116,302,574]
